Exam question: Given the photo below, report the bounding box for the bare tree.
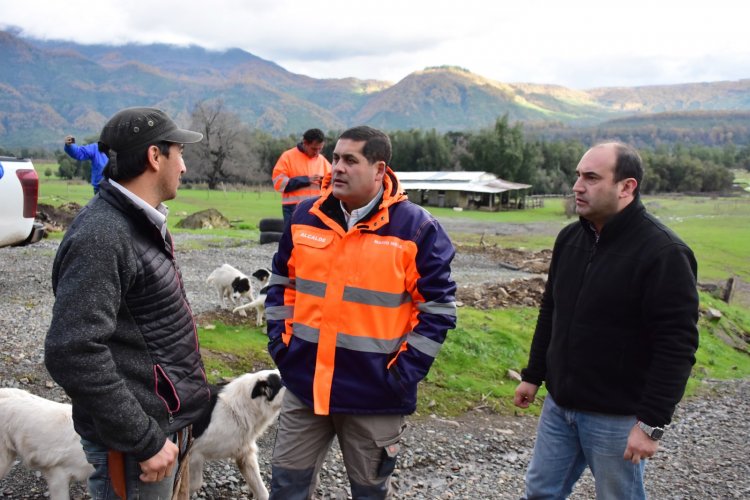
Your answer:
[184,100,259,188]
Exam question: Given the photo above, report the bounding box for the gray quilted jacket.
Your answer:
[45,180,210,461]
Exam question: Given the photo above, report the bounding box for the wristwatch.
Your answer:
[637,421,664,441]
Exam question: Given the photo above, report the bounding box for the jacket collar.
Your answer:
[579,196,645,243]
[98,179,173,254]
[313,167,407,234]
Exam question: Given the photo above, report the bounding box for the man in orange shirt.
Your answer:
[266,126,457,499]
[272,128,332,227]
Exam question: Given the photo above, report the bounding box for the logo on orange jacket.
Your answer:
[294,228,334,248]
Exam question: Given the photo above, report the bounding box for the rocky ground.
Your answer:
[1,225,749,499]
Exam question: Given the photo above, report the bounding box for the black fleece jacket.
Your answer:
[45,181,210,461]
[522,198,699,428]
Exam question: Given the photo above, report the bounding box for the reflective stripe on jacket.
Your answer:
[272,145,332,205]
[266,168,457,415]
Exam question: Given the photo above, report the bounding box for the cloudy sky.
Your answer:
[2,0,748,89]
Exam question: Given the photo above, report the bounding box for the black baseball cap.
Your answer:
[99,107,202,154]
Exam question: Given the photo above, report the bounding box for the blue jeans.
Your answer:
[80,436,178,500]
[524,395,646,500]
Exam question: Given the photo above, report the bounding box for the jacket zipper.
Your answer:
[562,234,599,395]
[584,240,598,273]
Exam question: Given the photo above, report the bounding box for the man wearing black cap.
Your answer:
[45,107,209,498]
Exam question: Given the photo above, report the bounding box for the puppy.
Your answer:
[232,268,272,326]
[189,369,285,499]
[0,388,93,500]
[206,264,254,314]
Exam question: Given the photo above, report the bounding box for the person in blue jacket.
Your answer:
[64,135,109,194]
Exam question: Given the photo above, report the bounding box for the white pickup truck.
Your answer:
[0,156,45,247]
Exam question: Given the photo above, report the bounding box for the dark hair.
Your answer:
[339,126,392,164]
[103,141,173,182]
[302,128,325,143]
[611,142,644,196]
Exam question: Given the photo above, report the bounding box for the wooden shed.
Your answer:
[396,171,532,211]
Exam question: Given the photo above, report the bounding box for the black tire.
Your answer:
[259,231,283,245]
[259,218,285,232]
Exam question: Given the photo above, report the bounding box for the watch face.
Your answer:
[652,428,664,440]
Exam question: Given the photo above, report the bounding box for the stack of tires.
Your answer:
[259,218,284,244]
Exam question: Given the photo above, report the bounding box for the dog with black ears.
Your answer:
[0,370,285,500]
[189,368,285,498]
[0,388,93,500]
[232,268,272,326]
[206,264,254,313]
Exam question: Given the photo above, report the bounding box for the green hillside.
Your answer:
[353,67,616,131]
[3,30,750,148]
[525,110,750,147]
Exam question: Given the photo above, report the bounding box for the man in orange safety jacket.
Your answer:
[272,128,332,227]
[265,126,457,499]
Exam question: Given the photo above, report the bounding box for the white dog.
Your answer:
[232,268,272,326]
[206,264,254,314]
[189,369,285,499]
[0,388,93,500]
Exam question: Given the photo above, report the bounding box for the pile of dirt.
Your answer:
[36,202,83,232]
[452,244,550,308]
[195,308,257,327]
[455,244,551,274]
[457,276,546,309]
[176,208,231,229]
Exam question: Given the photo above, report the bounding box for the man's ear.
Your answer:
[375,161,386,182]
[146,145,160,171]
[620,178,638,198]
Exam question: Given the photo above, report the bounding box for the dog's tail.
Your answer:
[232,295,264,314]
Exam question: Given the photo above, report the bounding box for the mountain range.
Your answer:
[2,28,750,148]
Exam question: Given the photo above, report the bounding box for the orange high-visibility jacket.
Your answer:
[272,144,332,206]
[265,168,457,415]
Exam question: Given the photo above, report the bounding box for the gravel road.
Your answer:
[1,235,748,499]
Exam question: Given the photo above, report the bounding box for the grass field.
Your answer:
[642,196,750,282]
[37,178,749,283]
[197,293,750,417]
[36,177,750,416]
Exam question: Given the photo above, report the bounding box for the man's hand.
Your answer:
[513,381,539,408]
[623,424,659,464]
[64,135,75,145]
[138,439,178,483]
[310,174,323,185]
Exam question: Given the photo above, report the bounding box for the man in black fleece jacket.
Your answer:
[45,107,209,499]
[514,142,699,499]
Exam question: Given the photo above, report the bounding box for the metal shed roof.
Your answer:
[396,171,496,182]
[397,171,531,194]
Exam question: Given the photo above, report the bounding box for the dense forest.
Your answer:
[4,104,748,195]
